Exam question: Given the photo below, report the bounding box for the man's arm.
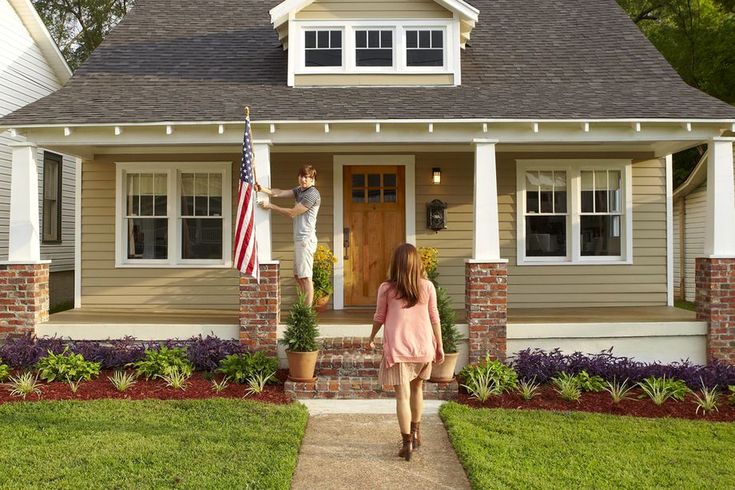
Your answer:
[257,184,293,199]
[263,201,309,219]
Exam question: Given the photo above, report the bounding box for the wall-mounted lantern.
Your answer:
[432,167,441,185]
[427,199,447,232]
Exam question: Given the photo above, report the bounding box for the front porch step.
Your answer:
[285,377,458,400]
[316,352,382,377]
[319,336,382,354]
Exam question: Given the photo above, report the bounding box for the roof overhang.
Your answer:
[8,0,72,84]
[269,0,480,49]
[673,150,708,199]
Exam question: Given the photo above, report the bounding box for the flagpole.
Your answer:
[244,106,258,187]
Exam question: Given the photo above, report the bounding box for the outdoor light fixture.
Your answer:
[432,167,441,184]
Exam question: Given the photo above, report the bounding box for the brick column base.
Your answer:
[239,263,280,356]
[465,261,507,364]
[696,257,735,364]
[0,263,49,340]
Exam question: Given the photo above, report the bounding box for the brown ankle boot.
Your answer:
[411,421,421,449]
[398,433,413,461]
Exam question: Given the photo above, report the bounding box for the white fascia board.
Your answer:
[672,150,708,199]
[9,0,72,83]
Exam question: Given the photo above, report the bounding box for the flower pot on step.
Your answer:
[286,350,319,382]
[430,352,459,383]
[312,294,330,312]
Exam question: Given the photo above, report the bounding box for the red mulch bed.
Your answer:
[457,386,735,422]
[0,369,292,406]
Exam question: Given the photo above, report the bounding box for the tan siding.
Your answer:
[683,188,706,302]
[295,0,452,19]
[673,198,683,299]
[80,154,240,310]
[294,74,453,86]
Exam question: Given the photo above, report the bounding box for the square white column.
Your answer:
[704,137,735,257]
[8,142,41,262]
[253,140,273,262]
[472,139,502,261]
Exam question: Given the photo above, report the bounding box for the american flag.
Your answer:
[234,114,259,282]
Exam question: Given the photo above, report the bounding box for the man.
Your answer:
[257,165,321,306]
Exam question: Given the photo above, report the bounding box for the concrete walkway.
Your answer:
[291,401,471,490]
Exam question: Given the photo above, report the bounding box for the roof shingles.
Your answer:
[2,0,735,126]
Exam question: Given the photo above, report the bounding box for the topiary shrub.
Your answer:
[281,294,319,352]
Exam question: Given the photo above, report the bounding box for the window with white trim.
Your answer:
[406,29,444,67]
[516,160,632,265]
[356,29,393,67]
[116,163,232,267]
[305,29,343,67]
[42,151,62,243]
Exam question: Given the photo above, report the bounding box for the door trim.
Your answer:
[333,155,416,310]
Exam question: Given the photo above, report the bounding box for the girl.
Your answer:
[368,243,444,461]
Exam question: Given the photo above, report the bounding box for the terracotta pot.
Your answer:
[312,294,330,312]
[430,352,459,383]
[286,350,319,382]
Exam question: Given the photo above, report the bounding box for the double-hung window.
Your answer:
[517,160,632,265]
[116,163,232,267]
[355,29,393,67]
[305,29,343,67]
[406,29,444,67]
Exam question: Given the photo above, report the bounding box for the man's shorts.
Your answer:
[294,236,317,279]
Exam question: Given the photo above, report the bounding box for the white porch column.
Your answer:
[704,137,735,257]
[472,139,501,260]
[253,140,273,262]
[8,142,41,262]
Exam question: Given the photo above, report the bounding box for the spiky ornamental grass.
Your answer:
[603,378,636,404]
[281,294,319,352]
[108,370,137,392]
[7,372,42,399]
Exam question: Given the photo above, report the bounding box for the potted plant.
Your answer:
[282,293,320,382]
[430,286,461,382]
[312,244,336,311]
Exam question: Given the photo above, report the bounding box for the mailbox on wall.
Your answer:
[426,199,447,232]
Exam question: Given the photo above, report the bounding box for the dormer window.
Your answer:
[305,29,342,67]
[406,30,444,67]
[356,30,393,67]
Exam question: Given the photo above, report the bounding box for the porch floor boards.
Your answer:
[46,306,695,326]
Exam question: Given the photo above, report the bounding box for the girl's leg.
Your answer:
[395,382,411,434]
[409,377,424,448]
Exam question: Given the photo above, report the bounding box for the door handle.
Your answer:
[343,228,350,260]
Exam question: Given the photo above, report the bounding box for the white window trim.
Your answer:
[289,19,460,84]
[115,162,232,268]
[516,159,633,266]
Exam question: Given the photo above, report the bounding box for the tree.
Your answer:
[32,0,134,70]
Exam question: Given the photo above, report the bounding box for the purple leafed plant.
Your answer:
[185,335,244,371]
[511,348,735,389]
[71,337,146,369]
[0,333,66,369]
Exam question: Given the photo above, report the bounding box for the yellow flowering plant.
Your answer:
[313,244,337,300]
[418,246,439,286]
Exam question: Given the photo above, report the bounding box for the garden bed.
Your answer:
[0,370,292,406]
[457,385,735,422]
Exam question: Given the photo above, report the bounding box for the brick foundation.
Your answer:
[465,261,507,364]
[0,263,49,340]
[239,263,280,356]
[696,258,735,364]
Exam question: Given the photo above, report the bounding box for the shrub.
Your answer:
[436,287,461,354]
[71,337,146,369]
[185,335,243,372]
[312,245,336,301]
[281,294,319,352]
[575,370,606,392]
[638,376,689,405]
[36,348,101,383]
[0,333,65,369]
[218,352,279,384]
[460,355,518,394]
[7,372,42,399]
[132,346,193,380]
[0,360,9,382]
[108,371,137,392]
[552,372,582,401]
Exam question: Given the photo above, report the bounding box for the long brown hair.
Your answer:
[387,243,425,308]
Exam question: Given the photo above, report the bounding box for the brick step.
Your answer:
[318,336,382,354]
[285,376,458,400]
[316,352,382,377]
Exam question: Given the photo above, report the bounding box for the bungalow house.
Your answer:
[1,0,735,397]
[1,0,77,309]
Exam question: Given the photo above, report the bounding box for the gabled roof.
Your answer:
[1,0,735,127]
[7,0,72,84]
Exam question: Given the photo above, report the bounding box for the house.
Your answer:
[673,144,735,303]
[2,0,735,390]
[1,0,77,309]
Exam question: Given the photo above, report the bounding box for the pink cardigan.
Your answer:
[373,279,440,368]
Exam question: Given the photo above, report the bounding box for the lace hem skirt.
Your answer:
[378,359,432,386]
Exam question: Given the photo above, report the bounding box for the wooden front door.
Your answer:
[343,166,405,306]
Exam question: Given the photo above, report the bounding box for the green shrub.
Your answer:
[517,377,541,401]
[575,370,606,392]
[638,376,689,405]
[218,352,279,384]
[36,348,100,382]
[552,372,582,401]
[436,286,461,354]
[132,346,193,380]
[460,355,518,394]
[281,294,319,352]
[603,378,635,404]
[729,386,735,405]
[0,360,9,382]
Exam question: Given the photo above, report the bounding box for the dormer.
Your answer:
[270,0,479,87]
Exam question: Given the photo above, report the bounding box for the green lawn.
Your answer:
[0,399,308,489]
[440,402,735,490]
